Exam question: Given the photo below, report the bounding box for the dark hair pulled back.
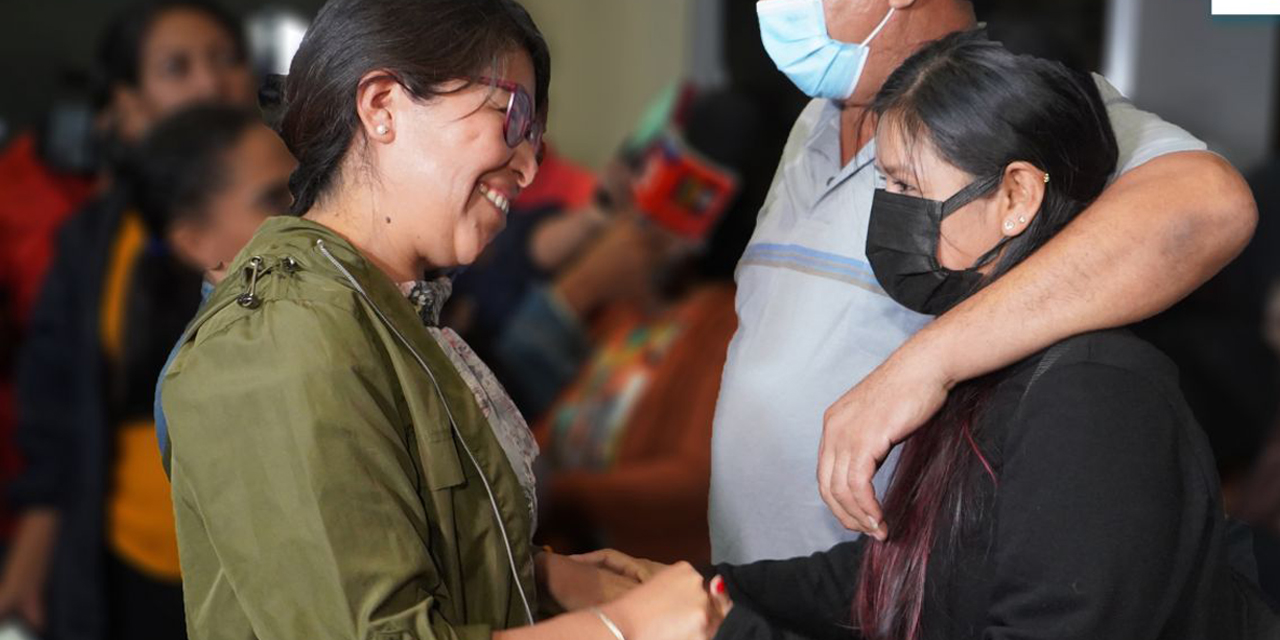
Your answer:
[871,30,1118,286]
[277,0,551,216]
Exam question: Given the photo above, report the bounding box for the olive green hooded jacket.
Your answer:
[161,216,538,640]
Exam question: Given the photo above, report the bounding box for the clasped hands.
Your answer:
[539,549,730,640]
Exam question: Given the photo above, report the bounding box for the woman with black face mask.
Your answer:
[595,31,1279,640]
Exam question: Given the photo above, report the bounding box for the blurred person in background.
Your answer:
[0,75,104,564]
[479,82,719,419]
[0,76,101,355]
[0,1,255,638]
[159,0,722,638]
[710,0,1257,566]
[525,214,734,566]
[132,106,293,290]
[513,91,765,566]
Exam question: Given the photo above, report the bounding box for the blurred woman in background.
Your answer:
[1,2,256,637]
[516,90,766,566]
[131,106,294,288]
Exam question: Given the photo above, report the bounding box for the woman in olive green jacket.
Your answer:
[160,1,721,638]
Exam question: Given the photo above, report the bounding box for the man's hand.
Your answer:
[818,343,950,540]
[818,152,1256,538]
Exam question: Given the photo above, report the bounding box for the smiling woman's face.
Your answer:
[874,115,1006,271]
[373,48,540,268]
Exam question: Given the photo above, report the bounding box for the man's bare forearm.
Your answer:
[908,151,1256,387]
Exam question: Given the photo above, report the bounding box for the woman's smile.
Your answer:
[478,182,513,215]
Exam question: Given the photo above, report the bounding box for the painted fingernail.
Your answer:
[712,576,727,595]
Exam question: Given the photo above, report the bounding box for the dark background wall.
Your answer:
[978,0,1107,71]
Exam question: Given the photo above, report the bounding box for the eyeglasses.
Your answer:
[474,76,544,151]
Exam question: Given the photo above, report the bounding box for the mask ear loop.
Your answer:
[940,173,1002,219]
[937,173,1007,269]
[862,7,897,46]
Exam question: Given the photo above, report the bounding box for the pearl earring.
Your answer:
[1044,173,1051,184]
[1017,216,1026,224]
[1004,221,1015,231]
[375,124,389,136]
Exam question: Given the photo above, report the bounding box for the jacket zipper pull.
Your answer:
[237,256,265,309]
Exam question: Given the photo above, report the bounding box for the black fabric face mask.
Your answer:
[866,174,1010,316]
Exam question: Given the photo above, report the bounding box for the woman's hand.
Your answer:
[538,551,641,612]
[709,575,733,619]
[570,548,668,583]
[497,563,725,640]
[602,562,724,640]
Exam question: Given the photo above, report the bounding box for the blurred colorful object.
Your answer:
[631,133,738,240]
[620,82,699,158]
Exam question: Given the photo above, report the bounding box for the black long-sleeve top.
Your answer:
[713,330,1279,640]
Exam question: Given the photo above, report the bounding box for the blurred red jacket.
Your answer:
[0,132,96,539]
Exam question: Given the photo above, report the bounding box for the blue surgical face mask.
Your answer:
[758,0,896,100]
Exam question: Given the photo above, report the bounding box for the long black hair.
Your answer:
[854,30,1118,640]
[277,0,551,216]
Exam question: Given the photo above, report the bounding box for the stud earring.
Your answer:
[1004,220,1015,231]
[1044,173,1051,184]
[375,124,389,136]
[1018,216,1026,224]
